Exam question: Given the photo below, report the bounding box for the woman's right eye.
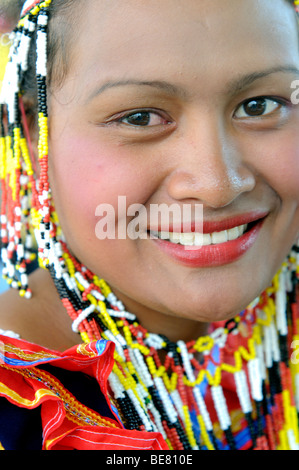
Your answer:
[116,110,170,127]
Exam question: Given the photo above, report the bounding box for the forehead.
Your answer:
[56,0,298,97]
[71,0,297,49]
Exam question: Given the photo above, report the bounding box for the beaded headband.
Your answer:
[21,0,45,17]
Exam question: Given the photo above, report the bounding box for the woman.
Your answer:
[0,0,299,450]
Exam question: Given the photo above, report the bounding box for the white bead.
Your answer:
[17,244,24,259]
[211,327,227,348]
[276,270,288,335]
[107,292,117,304]
[130,349,153,387]
[14,207,22,217]
[104,330,125,361]
[53,259,63,279]
[177,340,195,382]
[126,388,153,431]
[37,13,48,26]
[263,325,273,369]
[20,273,28,287]
[147,402,167,438]
[234,370,252,414]
[72,304,96,333]
[18,33,31,71]
[54,241,63,257]
[91,290,105,301]
[248,358,263,402]
[154,376,178,424]
[211,385,231,431]
[116,300,125,311]
[193,386,213,431]
[74,271,90,289]
[270,322,281,363]
[145,334,165,350]
[24,290,32,299]
[108,372,125,399]
[287,429,299,450]
[1,248,8,263]
[21,0,37,17]
[36,33,47,77]
[171,390,185,423]
[256,342,266,381]
[107,308,135,321]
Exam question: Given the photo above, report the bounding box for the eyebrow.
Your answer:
[226,65,299,95]
[86,65,299,102]
[86,79,187,102]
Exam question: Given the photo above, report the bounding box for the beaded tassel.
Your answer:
[0,2,52,297]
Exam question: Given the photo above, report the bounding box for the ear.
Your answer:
[19,95,40,177]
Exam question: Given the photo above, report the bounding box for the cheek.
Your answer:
[269,141,299,200]
[48,134,152,238]
[248,132,299,201]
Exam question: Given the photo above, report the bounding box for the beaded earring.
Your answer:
[1,0,299,451]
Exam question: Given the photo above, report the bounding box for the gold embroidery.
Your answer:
[3,343,58,361]
[0,364,119,429]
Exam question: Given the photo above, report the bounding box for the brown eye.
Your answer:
[124,112,151,126]
[235,97,282,118]
[119,110,170,127]
[243,99,267,116]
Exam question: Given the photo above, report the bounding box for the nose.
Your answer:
[167,117,256,209]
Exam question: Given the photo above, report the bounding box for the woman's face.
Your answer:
[48,0,299,341]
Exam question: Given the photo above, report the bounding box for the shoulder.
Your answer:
[0,268,79,351]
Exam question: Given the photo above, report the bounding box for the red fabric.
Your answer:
[0,335,169,450]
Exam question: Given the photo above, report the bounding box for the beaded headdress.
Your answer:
[1,0,299,450]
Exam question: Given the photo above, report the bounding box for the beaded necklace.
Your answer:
[1,0,299,451]
[50,244,299,450]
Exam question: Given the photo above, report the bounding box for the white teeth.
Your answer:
[227,226,240,241]
[169,233,180,244]
[179,233,194,245]
[160,231,170,240]
[200,233,212,246]
[211,230,228,244]
[152,224,248,246]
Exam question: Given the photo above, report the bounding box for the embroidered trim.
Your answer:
[0,364,120,429]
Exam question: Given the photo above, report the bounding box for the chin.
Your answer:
[175,290,259,324]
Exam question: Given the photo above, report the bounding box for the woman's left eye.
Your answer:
[234,97,285,118]
[118,110,169,127]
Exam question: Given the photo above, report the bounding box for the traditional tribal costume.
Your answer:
[0,0,299,450]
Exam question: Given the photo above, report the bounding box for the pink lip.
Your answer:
[151,213,267,268]
[149,211,268,234]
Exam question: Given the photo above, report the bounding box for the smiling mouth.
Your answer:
[149,223,250,247]
[147,213,267,267]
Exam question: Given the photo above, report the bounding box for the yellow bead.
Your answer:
[146,356,157,376]
[80,332,91,344]
[194,335,214,353]
[183,405,197,449]
[197,415,215,450]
